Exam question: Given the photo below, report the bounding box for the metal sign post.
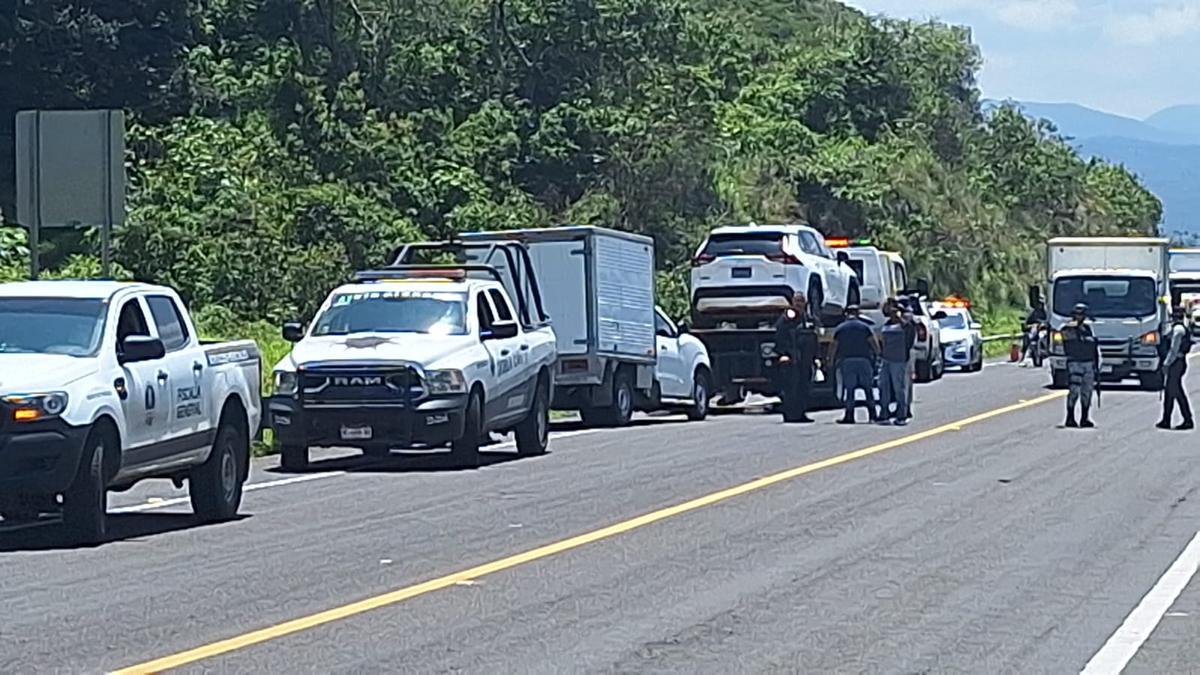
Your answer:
[15,110,125,279]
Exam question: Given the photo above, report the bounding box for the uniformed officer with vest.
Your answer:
[774,294,819,423]
[1159,305,1194,430]
[1061,302,1100,428]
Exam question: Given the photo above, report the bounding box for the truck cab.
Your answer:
[270,245,557,470]
[1043,238,1171,389]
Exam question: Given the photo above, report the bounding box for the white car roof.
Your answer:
[330,279,485,296]
[708,224,818,236]
[0,280,164,300]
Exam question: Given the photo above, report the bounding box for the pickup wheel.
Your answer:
[449,391,483,469]
[686,368,711,421]
[280,444,309,472]
[62,428,109,545]
[515,377,550,456]
[190,418,247,523]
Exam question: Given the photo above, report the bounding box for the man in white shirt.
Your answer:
[1158,306,1194,431]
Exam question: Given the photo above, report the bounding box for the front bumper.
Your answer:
[942,342,975,367]
[1049,355,1161,379]
[269,395,468,450]
[0,417,90,495]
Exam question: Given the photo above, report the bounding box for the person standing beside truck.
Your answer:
[1158,306,1194,431]
[1061,303,1100,428]
[774,295,818,424]
[830,305,880,424]
[1021,300,1047,366]
[877,304,916,426]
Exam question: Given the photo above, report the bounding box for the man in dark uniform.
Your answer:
[1159,305,1194,430]
[775,294,818,423]
[1061,302,1100,428]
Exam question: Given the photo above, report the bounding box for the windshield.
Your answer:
[1170,253,1200,273]
[0,298,106,356]
[938,312,968,330]
[312,291,468,337]
[702,232,783,257]
[1052,276,1158,318]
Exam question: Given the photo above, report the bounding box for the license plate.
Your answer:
[1101,365,1114,374]
[340,425,373,441]
[732,267,752,279]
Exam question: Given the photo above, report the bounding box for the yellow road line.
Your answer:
[112,390,1066,674]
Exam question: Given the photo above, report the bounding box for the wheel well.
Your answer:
[92,415,121,482]
[694,363,711,381]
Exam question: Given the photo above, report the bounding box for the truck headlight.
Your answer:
[1140,331,1159,346]
[425,369,467,395]
[4,392,69,422]
[274,371,298,396]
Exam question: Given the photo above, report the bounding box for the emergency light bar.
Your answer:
[826,237,872,248]
[939,295,970,308]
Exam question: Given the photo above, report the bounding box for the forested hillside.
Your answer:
[0,0,1162,323]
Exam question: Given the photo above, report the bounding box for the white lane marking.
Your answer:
[109,428,599,514]
[1082,530,1200,675]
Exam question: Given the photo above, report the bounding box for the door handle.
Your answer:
[520,344,529,351]
[157,370,169,383]
[193,362,204,374]
[500,349,511,357]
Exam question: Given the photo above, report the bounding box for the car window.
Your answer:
[892,261,908,292]
[116,299,150,346]
[476,292,496,332]
[701,232,783,257]
[146,295,191,351]
[798,232,823,256]
[487,289,515,323]
[655,311,676,338]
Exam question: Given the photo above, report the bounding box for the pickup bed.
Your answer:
[0,281,262,543]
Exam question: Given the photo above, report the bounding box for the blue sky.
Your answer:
[843,0,1200,119]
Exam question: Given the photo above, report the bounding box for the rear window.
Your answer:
[846,259,865,281]
[701,233,783,257]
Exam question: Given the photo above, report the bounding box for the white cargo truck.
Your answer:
[461,227,683,426]
[1038,237,1171,390]
[1169,249,1200,319]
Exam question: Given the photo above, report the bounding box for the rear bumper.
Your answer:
[0,419,90,495]
[269,395,468,449]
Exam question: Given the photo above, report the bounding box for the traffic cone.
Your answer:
[1009,343,1021,362]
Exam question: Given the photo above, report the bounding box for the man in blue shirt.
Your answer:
[830,305,880,424]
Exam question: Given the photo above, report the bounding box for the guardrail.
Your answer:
[981,333,1021,344]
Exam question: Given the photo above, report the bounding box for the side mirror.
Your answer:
[915,278,931,298]
[836,251,851,265]
[932,310,948,321]
[282,322,305,343]
[119,336,166,365]
[483,322,519,340]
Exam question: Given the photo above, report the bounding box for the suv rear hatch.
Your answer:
[691,231,798,315]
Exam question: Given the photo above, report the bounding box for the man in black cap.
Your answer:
[774,294,818,423]
[830,304,880,424]
[1061,302,1099,428]
[1159,305,1194,430]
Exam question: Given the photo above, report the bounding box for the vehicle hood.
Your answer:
[277,333,477,371]
[939,328,974,343]
[0,354,98,394]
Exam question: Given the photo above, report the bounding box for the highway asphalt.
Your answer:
[2,361,1200,673]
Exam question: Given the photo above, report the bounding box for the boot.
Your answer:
[1178,419,1195,431]
[1065,409,1078,428]
[1157,420,1173,430]
[1080,408,1094,428]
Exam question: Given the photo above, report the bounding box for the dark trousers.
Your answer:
[1163,361,1193,424]
[840,357,877,421]
[780,362,812,421]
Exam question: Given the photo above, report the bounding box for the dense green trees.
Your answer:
[0,0,1161,322]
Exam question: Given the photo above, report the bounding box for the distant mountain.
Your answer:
[990,100,1200,234]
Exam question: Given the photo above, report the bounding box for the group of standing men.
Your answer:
[773,294,918,425]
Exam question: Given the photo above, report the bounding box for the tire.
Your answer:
[1032,342,1045,368]
[1139,371,1164,391]
[62,428,109,545]
[686,368,711,421]
[515,376,550,456]
[847,282,861,309]
[449,391,483,468]
[190,418,247,523]
[915,357,933,383]
[588,369,635,427]
[279,444,309,472]
[1051,368,1068,389]
[807,282,825,324]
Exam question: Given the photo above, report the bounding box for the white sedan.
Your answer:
[935,305,984,372]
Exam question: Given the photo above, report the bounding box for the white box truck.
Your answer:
[1039,237,1171,389]
[1169,249,1200,319]
[461,227,660,426]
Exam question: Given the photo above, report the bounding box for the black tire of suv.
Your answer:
[63,428,108,545]
[515,377,550,456]
[449,392,483,469]
[190,419,247,523]
[279,444,309,472]
[686,368,711,421]
[807,283,824,324]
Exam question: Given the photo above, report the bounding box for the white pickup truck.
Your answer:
[270,241,558,470]
[0,281,262,543]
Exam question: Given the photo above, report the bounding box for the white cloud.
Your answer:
[1105,4,1200,46]
[993,0,1079,32]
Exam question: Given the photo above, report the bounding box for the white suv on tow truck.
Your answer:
[270,242,557,470]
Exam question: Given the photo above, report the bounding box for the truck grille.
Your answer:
[300,365,424,407]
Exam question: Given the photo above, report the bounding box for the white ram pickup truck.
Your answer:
[0,281,262,543]
[270,241,557,470]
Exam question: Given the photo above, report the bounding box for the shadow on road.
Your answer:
[0,513,248,552]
